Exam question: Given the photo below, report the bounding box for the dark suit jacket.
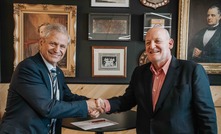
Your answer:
[108,56,217,134]
[0,53,88,134]
[188,24,221,63]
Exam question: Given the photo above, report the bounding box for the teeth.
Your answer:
[149,50,159,54]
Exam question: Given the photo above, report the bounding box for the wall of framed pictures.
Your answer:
[0,0,221,85]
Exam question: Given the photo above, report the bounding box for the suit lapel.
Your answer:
[154,56,179,113]
[142,64,154,114]
[56,69,63,100]
[32,53,52,92]
[205,26,221,48]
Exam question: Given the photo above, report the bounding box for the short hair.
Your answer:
[209,5,221,15]
[42,23,71,44]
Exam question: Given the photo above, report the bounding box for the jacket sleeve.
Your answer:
[12,59,88,119]
[192,64,217,133]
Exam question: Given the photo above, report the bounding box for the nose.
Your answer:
[149,41,156,49]
[53,45,60,52]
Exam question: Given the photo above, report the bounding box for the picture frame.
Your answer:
[92,46,127,77]
[177,0,221,74]
[143,12,172,40]
[91,0,129,7]
[13,3,77,77]
[88,13,131,41]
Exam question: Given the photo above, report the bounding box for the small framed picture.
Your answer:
[91,0,129,7]
[88,13,131,41]
[143,12,172,40]
[92,46,127,77]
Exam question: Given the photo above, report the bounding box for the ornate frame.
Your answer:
[177,0,221,74]
[13,3,77,77]
[92,46,127,77]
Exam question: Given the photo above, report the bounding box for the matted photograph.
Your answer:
[177,0,221,74]
[92,46,127,77]
[143,12,172,40]
[91,0,129,7]
[13,3,77,77]
[88,13,131,41]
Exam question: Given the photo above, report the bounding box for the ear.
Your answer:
[39,38,44,46]
[169,38,174,49]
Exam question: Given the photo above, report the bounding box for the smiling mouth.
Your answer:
[49,52,61,58]
[149,50,160,54]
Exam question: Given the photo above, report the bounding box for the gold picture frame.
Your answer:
[13,3,77,77]
[92,46,127,77]
[177,0,221,74]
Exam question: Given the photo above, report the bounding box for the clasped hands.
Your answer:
[86,98,106,118]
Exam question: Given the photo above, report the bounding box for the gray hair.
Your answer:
[42,23,71,44]
[209,5,221,15]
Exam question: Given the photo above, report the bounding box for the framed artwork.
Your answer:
[177,0,221,74]
[143,12,172,40]
[13,3,77,77]
[88,13,131,41]
[92,46,127,77]
[91,0,129,7]
[140,0,170,9]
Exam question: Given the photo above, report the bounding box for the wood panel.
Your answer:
[0,84,220,134]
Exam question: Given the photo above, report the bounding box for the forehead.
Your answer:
[146,29,167,40]
[208,8,219,14]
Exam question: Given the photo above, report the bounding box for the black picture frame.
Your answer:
[88,13,131,41]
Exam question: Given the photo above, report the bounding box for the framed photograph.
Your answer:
[13,3,77,77]
[88,13,131,41]
[143,12,172,40]
[177,0,221,74]
[92,46,127,77]
[91,0,129,7]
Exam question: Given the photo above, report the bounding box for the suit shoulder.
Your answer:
[177,59,203,70]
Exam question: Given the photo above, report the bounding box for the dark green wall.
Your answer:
[1,0,220,84]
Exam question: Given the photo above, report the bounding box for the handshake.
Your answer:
[86,98,107,118]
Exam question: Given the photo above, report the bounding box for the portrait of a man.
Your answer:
[188,2,221,63]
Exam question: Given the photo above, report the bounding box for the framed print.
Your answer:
[177,0,221,74]
[13,3,77,77]
[88,13,131,41]
[143,12,172,40]
[140,0,170,9]
[91,0,129,7]
[92,46,127,77]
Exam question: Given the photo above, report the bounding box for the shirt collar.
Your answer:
[150,56,172,75]
[40,53,56,72]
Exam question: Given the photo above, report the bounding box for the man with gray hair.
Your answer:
[0,23,101,134]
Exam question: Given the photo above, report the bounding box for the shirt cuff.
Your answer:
[104,99,111,112]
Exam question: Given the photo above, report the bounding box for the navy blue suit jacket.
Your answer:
[0,53,88,134]
[108,56,217,134]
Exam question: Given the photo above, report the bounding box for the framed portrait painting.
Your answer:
[177,0,221,74]
[13,3,77,77]
[92,46,127,77]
